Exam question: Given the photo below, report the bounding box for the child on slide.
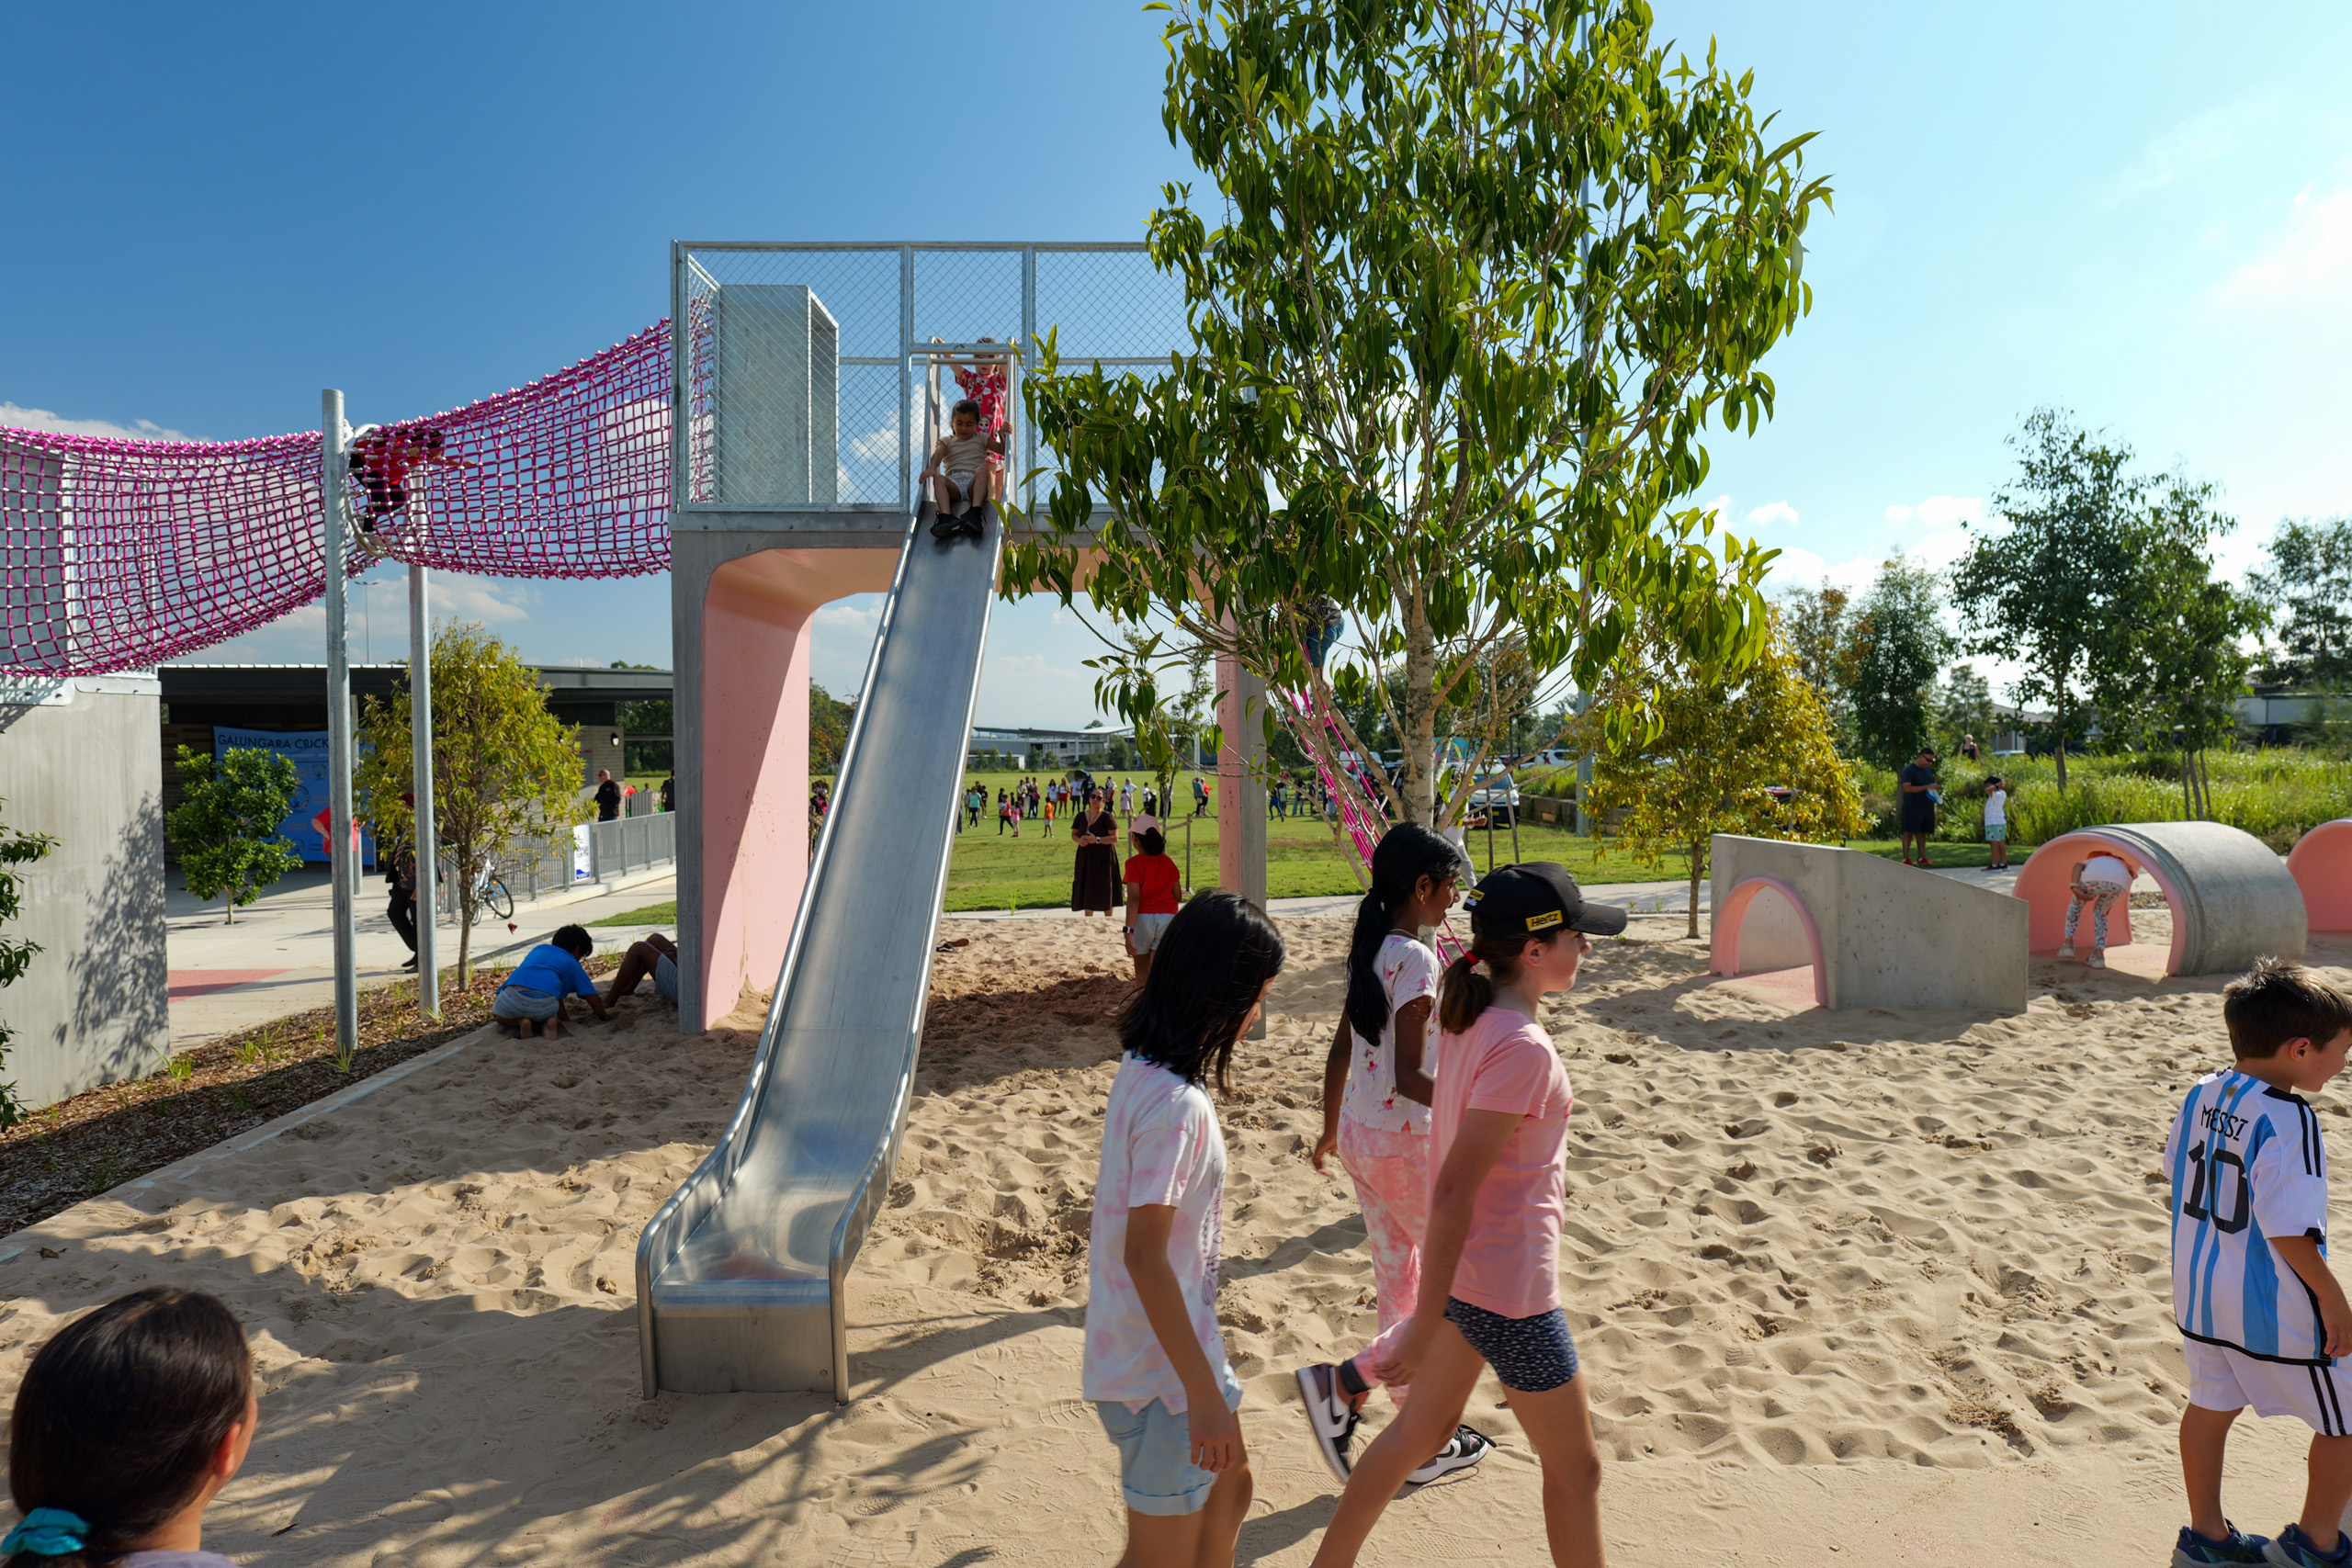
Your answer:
[1293,823,1493,1488]
[1307,863,1624,1568]
[6,1285,261,1567]
[1083,892,1287,1567]
[922,399,1003,539]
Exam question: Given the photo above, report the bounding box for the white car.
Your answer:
[1464,773,1521,825]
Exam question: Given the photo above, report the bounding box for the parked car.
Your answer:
[1465,772,1521,825]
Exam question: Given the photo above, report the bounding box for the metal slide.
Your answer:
[635,501,1001,1399]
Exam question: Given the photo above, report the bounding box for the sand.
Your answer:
[6,910,2352,1565]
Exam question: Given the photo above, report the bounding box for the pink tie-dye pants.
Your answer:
[1339,1116,1430,1404]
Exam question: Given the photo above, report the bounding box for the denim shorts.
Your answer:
[1444,1298,1580,1393]
[492,984,560,1022]
[1094,1374,1242,1516]
[653,953,678,1002]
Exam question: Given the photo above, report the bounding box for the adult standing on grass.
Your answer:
[1072,788,1124,918]
[594,769,622,823]
[1897,747,1939,866]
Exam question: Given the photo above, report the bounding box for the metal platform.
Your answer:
[635,499,1001,1398]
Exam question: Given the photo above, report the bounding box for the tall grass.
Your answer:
[1861,751,2352,852]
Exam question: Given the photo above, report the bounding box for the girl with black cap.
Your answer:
[1307,862,1624,1568]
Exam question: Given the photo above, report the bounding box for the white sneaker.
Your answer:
[2087,952,2106,969]
[2057,942,2076,959]
[1407,1425,1495,1486]
[1294,1363,1361,1483]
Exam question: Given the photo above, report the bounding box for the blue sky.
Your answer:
[6,3,2348,722]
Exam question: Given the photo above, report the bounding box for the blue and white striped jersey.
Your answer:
[2166,1069,2334,1365]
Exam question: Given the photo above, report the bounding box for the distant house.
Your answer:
[967,724,1145,767]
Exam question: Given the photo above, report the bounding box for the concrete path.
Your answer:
[166,867,677,1048]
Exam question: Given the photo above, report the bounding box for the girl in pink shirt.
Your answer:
[1307,862,1624,1568]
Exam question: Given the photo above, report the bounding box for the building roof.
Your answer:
[159,663,673,704]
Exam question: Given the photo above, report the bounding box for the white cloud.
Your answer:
[1911,525,1973,573]
[1744,501,1798,527]
[2223,178,2352,303]
[1761,547,1882,597]
[2104,99,2272,200]
[0,401,190,441]
[1883,503,1911,524]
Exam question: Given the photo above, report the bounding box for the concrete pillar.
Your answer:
[670,533,894,1031]
[1216,649,1268,910]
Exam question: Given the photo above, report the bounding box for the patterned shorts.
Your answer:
[1444,1298,1580,1393]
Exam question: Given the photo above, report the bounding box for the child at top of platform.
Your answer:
[922,400,1004,539]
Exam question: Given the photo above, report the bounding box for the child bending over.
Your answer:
[492,924,610,1039]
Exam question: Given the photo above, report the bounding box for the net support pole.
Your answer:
[409,561,440,1018]
[322,390,359,1060]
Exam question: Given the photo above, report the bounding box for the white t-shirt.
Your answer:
[1082,1054,1233,1412]
[2165,1068,2333,1362]
[2083,853,2133,887]
[1341,931,1440,1135]
[1984,787,2007,827]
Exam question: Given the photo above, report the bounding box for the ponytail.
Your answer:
[1344,823,1466,1047]
[1437,931,1556,1033]
[7,1288,252,1568]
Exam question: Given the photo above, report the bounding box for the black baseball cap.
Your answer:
[1464,863,1627,940]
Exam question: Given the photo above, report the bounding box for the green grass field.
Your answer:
[593,766,2022,922]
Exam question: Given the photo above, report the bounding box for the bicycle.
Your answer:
[469,856,514,920]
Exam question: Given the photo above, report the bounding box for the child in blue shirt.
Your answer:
[493,924,609,1039]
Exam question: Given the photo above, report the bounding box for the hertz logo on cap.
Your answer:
[1525,909,1563,931]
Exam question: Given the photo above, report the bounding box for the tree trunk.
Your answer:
[1687,840,1702,942]
[455,855,477,991]
[1400,594,1440,825]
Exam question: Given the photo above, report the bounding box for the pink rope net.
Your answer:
[0,323,673,677]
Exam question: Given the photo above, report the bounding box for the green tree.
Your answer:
[2093,478,2267,817]
[1577,612,1867,938]
[0,797,55,1128]
[165,747,301,925]
[1778,583,1855,749]
[1937,663,1996,756]
[2249,515,2352,689]
[1010,0,1822,829]
[1950,408,2148,789]
[357,625,586,987]
[1845,556,1952,769]
[809,682,855,775]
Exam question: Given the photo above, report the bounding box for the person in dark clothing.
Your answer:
[660,776,675,813]
[386,833,419,971]
[594,769,622,822]
[1897,747,1939,866]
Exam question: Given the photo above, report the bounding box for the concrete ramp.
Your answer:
[2015,821,2306,975]
[1709,835,2028,1012]
[2289,819,2352,934]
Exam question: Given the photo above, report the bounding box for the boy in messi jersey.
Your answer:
[2167,958,2352,1567]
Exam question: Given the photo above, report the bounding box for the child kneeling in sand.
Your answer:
[1084,892,1286,1566]
[1308,863,1620,1568]
[494,924,610,1038]
[7,1286,260,1567]
[2166,958,2352,1566]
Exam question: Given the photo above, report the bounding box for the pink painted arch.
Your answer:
[2013,830,2187,973]
[1709,875,1828,1009]
[2289,819,2352,934]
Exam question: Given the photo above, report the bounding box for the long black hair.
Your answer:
[1118,892,1285,1094]
[1344,822,1465,1047]
[7,1288,253,1568]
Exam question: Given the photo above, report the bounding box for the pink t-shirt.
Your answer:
[1430,1005,1574,1319]
[1081,1054,1234,1412]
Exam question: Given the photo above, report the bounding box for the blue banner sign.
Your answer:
[212,727,375,866]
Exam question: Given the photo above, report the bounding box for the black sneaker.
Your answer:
[1406,1424,1494,1487]
[959,513,986,537]
[401,956,419,971]
[2174,1521,2271,1564]
[1294,1363,1361,1483]
[929,513,959,539]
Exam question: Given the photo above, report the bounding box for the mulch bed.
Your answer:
[0,954,619,1239]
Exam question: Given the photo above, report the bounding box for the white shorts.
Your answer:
[946,468,978,498]
[2184,1338,2352,1435]
[1127,911,1174,953]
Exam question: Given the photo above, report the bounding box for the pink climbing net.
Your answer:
[0,323,673,677]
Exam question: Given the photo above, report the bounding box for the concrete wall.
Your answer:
[0,677,170,1108]
[1711,834,2029,1012]
[2014,822,2307,975]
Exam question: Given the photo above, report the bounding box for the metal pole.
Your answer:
[322,390,358,1061]
[1507,767,1521,864]
[409,562,439,1017]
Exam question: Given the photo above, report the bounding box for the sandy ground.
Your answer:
[7,911,2352,1565]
